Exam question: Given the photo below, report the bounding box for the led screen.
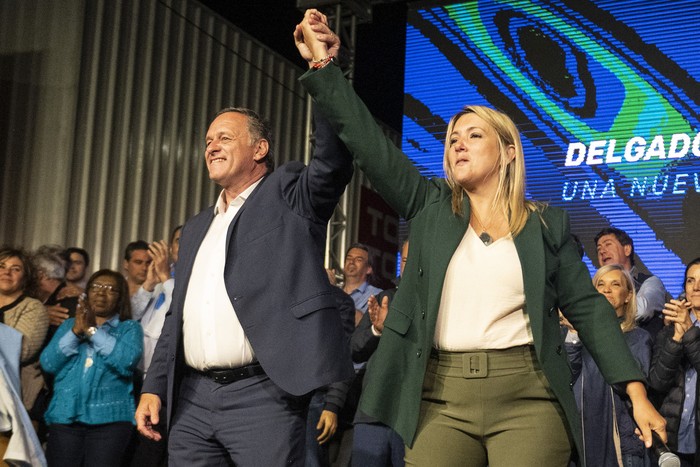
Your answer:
[403,0,700,297]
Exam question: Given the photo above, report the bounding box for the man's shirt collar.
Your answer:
[214,178,263,215]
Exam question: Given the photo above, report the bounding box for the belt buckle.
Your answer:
[214,372,233,384]
[209,368,238,385]
[462,352,488,378]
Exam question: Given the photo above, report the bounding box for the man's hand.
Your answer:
[326,268,337,286]
[627,381,667,448]
[47,304,70,327]
[368,295,389,333]
[316,410,338,445]
[142,240,170,292]
[294,9,340,67]
[149,240,171,283]
[135,393,163,441]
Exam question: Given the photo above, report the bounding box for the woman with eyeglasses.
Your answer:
[0,247,49,418]
[40,269,143,467]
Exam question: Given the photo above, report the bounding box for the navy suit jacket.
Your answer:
[142,108,355,428]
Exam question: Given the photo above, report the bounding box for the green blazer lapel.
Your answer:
[514,212,545,354]
[427,198,471,315]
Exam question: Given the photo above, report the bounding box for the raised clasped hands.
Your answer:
[294,9,340,67]
[72,293,96,337]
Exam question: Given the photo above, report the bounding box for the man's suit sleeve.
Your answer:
[141,304,174,399]
[288,104,354,223]
[352,311,380,363]
[323,286,357,413]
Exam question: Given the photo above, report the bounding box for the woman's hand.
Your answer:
[294,9,340,67]
[626,381,667,448]
[662,299,691,342]
[72,293,96,337]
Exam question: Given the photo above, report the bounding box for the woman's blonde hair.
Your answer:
[592,264,637,333]
[442,105,538,236]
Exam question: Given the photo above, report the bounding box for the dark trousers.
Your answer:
[305,391,330,467]
[168,371,310,467]
[128,419,167,467]
[46,422,134,467]
[352,422,405,467]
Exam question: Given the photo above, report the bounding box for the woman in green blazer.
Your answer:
[294,10,666,466]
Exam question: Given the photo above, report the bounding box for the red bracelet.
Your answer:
[312,55,336,70]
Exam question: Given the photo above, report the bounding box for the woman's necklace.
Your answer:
[471,207,495,246]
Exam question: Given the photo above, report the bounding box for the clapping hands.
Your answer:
[72,293,96,337]
[367,294,389,333]
[662,298,692,342]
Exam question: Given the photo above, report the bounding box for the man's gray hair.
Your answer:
[33,245,67,280]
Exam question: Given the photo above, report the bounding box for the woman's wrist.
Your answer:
[625,381,647,403]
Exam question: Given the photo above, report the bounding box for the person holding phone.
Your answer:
[40,270,143,467]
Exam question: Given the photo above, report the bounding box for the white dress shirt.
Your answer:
[183,181,261,370]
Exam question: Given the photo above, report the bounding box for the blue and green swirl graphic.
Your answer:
[403,0,700,295]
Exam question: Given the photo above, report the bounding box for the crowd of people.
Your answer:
[0,8,698,467]
[0,232,181,466]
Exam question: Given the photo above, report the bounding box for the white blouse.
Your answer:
[434,226,532,351]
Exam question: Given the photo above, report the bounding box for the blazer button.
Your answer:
[556,345,562,355]
[416,349,422,358]
[418,267,423,276]
[548,307,556,317]
[421,310,426,319]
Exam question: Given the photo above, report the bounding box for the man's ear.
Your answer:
[253,139,269,161]
[623,244,632,259]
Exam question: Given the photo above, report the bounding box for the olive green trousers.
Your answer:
[405,345,572,467]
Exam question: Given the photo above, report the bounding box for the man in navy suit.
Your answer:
[135,106,355,466]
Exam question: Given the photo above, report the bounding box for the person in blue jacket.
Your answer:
[566,264,653,466]
[41,269,143,467]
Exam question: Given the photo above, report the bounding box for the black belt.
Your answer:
[189,362,265,385]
